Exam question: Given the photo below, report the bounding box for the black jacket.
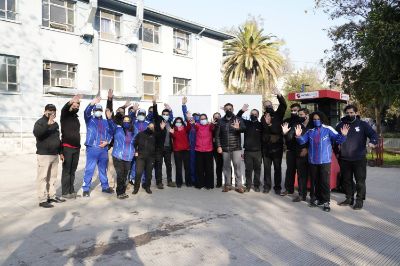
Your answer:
[284,118,312,155]
[236,110,262,151]
[215,115,246,152]
[261,95,287,153]
[134,129,157,156]
[60,101,81,148]
[33,115,61,155]
[153,103,168,152]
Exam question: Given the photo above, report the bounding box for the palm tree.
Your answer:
[222,22,284,97]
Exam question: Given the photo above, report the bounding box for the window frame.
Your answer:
[99,68,123,93]
[96,9,122,41]
[141,21,161,49]
[173,77,191,95]
[142,74,160,100]
[0,0,18,20]
[42,0,75,32]
[173,29,191,56]
[0,54,19,93]
[43,60,77,91]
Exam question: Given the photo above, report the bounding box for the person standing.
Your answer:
[60,95,81,199]
[295,111,349,212]
[33,104,65,208]
[215,103,246,193]
[337,105,378,210]
[182,97,198,185]
[81,97,114,197]
[261,89,287,194]
[212,112,223,188]
[236,104,263,192]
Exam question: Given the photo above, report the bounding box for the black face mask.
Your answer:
[298,117,306,123]
[291,113,298,119]
[265,107,275,115]
[70,109,79,114]
[146,128,154,134]
[225,110,233,118]
[250,115,258,121]
[342,115,356,123]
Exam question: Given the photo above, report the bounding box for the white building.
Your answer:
[0,0,232,151]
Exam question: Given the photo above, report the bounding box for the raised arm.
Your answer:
[182,96,188,121]
[85,96,100,123]
[275,93,287,119]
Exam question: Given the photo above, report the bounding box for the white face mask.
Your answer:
[137,115,145,121]
[162,115,169,121]
[200,119,207,125]
[94,111,102,118]
[175,122,182,127]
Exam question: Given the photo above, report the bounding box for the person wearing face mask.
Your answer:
[106,110,137,199]
[295,111,350,212]
[215,103,246,193]
[170,117,192,187]
[34,104,65,208]
[261,90,287,194]
[280,103,302,196]
[60,94,82,199]
[193,114,215,189]
[282,107,312,202]
[132,122,165,194]
[336,105,378,210]
[212,112,223,187]
[82,97,114,197]
[236,104,263,192]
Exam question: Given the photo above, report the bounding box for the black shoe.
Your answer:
[117,193,129,199]
[292,196,302,202]
[245,186,251,192]
[317,200,324,206]
[309,199,318,207]
[157,183,164,189]
[323,202,331,212]
[280,191,288,196]
[216,184,222,188]
[301,196,307,201]
[129,180,134,186]
[83,191,90,197]
[263,188,270,194]
[339,198,354,206]
[186,183,193,187]
[177,184,182,188]
[132,186,139,194]
[167,181,177,187]
[353,200,363,210]
[102,187,114,194]
[145,188,152,194]
[39,201,54,208]
[48,196,66,203]
[274,190,281,195]
[254,187,260,192]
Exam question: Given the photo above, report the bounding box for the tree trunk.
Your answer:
[246,71,252,93]
[374,105,382,135]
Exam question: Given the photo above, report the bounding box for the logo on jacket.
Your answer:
[355,126,360,132]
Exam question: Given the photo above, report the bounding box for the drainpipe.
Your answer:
[136,0,144,99]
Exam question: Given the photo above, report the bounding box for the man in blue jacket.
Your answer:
[336,105,378,210]
[82,96,114,197]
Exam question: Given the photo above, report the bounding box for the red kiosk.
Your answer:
[288,89,349,189]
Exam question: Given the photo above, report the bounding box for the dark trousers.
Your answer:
[134,154,155,188]
[244,150,262,188]
[195,151,214,189]
[296,156,309,198]
[340,159,367,201]
[113,157,131,195]
[153,150,165,185]
[174,150,191,186]
[61,147,80,195]
[263,150,283,191]
[284,150,297,193]
[163,146,173,182]
[309,163,331,203]
[213,149,223,187]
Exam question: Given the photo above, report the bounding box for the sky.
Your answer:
[144,0,339,74]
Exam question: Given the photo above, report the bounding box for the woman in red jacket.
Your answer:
[194,114,215,189]
[170,117,192,187]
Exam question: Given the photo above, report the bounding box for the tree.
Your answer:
[317,0,400,134]
[283,67,325,96]
[222,21,284,98]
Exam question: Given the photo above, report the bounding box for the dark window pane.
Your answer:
[7,57,16,65]
[7,0,15,11]
[0,10,5,19]
[42,3,49,20]
[7,65,16,83]
[67,9,73,25]
[50,0,64,6]
[0,64,6,82]
[67,1,74,8]
[154,32,159,44]
[0,56,5,64]
[0,0,5,10]
[143,28,153,42]
[6,10,15,20]
[68,72,75,80]
[50,5,66,24]
[8,83,17,92]
[43,70,50,85]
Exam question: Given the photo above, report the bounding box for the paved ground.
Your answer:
[0,153,399,266]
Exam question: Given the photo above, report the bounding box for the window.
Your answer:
[143,74,160,100]
[141,21,160,49]
[100,68,122,92]
[173,77,191,95]
[173,29,190,56]
[0,0,17,20]
[96,10,121,41]
[42,0,75,32]
[43,61,76,89]
[0,55,18,92]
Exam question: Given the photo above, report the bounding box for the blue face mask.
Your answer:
[313,120,322,127]
[137,115,145,122]
[123,122,130,129]
[175,122,182,127]
[194,116,200,123]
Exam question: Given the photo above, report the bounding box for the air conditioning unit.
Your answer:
[55,78,74,88]
[43,63,51,70]
[50,22,68,31]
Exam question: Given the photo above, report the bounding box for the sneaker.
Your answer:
[117,193,129,200]
[263,188,270,194]
[323,202,331,212]
[157,183,164,189]
[145,188,152,194]
[129,180,134,186]
[48,196,66,203]
[353,200,363,210]
[82,191,90,197]
[292,196,302,202]
[102,187,114,194]
[339,198,354,206]
[132,186,139,194]
[309,199,318,207]
[254,187,260,192]
[62,193,72,199]
[222,185,230,192]
[39,201,54,208]
[167,181,177,187]
[235,187,245,194]
[280,191,288,196]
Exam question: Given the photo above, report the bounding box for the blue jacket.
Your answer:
[297,125,346,165]
[108,119,138,161]
[336,118,378,161]
[182,104,196,150]
[128,110,149,132]
[84,104,113,148]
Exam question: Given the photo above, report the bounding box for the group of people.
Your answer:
[34,89,378,213]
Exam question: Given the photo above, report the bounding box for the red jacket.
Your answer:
[195,123,214,152]
[171,124,191,151]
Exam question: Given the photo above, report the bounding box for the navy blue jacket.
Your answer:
[84,104,113,148]
[108,120,138,161]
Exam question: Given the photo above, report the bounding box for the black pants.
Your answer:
[340,159,367,201]
[309,163,331,203]
[296,156,309,198]
[113,157,131,195]
[284,150,297,193]
[244,150,262,188]
[154,150,164,185]
[195,151,214,189]
[213,149,223,187]
[61,147,80,195]
[263,150,283,191]
[134,154,155,188]
[174,150,191,186]
[163,146,173,182]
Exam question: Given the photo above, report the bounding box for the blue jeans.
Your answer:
[82,146,109,192]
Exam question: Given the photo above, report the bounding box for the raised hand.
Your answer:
[132,102,139,111]
[341,124,350,136]
[242,104,249,112]
[232,119,240,129]
[107,89,113,99]
[281,122,291,135]
[48,113,55,125]
[169,128,175,134]
[91,96,101,105]
[70,94,81,104]
[152,95,157,104]
[124,99,131,108]
[164,103,172,110]
[160,120,166,130]
[186,111,192,118]
[271,87,281,96]
[182,96,187,105]
[105,108,112,119]
[295,124,302,137]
